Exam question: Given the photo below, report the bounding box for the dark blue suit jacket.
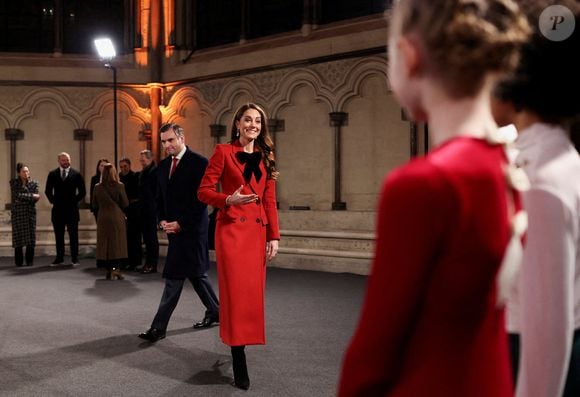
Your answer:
[157,146,209,279]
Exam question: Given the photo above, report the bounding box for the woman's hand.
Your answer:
[226,185,258,206]
[266,240,279,261]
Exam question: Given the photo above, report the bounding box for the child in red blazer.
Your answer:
[338,1,531,396]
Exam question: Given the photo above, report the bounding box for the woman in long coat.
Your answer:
[10,163,40,266]
[198,102,280,390]
[92,163,129,280]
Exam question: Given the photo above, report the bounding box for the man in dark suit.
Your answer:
[139,123,219,342]
[119,157,142,271]
[137,149,159,274]
[45,152,86,266]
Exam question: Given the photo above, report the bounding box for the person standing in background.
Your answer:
[338,0,530,396]
[10,162,40,267]
[198,103,280,390]
[119,157,142,271]
[492,2,580,396]
[45,152,86,266]
[138,123,219,343]
[137,149,159,274]
[89,158,109,222]
[93,163,129,280]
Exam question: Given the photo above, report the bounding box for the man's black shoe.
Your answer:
[141,265,157,274]
[193,317,219,329]
[138,328,166,342]
[50,258,64,267]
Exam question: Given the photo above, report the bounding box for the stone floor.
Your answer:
[0,256,367,397]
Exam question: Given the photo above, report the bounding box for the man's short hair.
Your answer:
[160,123,185,138]
[119,157,131,165]
[140,149,153,159]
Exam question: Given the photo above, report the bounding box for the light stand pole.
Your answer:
[106,63,118,166]
[94,38,118,166]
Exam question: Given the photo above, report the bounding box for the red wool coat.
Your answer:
[198,140,280,346]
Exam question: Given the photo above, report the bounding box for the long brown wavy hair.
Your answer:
[229,102,279,180]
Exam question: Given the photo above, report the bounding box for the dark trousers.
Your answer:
[125,204,142,268]
[15,246,35,266]
[151,276,219,331]
[510,330,580,397]
[141,214,159,266]
[52,219,78,261]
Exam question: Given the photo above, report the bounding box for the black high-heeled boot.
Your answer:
[231,345,250,390]
[111,267,124,280]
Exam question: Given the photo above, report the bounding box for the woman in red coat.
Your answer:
[338,1,530,396]
[198,102,280,390]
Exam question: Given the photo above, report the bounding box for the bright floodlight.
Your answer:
[94,38,116,60]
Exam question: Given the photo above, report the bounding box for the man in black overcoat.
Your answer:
[119,157,142,270]
[45,152,86,266]
[139,123,219,342]
[137,149,160,274]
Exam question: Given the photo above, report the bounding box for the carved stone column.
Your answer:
[150,0,163,83]
[208,124,226,193]
[268,118,285,147]
[149,84,163,163]
[329,112,348,210]
[210,124,227,145]
[240,0,249,43]
[267,119,284,209]
[74,129,93,179]
[302,0,320,36]
[302,0,313,36]
[5,128,24,209]
[268,118,284,160]
[5,128,24,179]
[53,0,63,55]
[74,129,93,209]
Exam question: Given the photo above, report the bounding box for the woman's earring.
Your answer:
[236,129,240,137]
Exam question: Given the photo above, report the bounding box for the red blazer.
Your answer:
[198,141,280,241]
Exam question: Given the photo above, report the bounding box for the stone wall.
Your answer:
[0,14,417,274]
